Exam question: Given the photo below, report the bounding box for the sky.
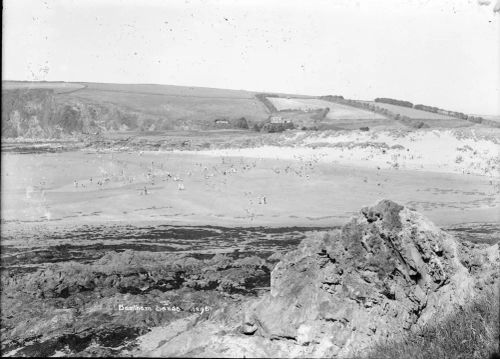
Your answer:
[2,0,500,115]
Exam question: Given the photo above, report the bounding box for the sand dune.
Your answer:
[190,129,499,177]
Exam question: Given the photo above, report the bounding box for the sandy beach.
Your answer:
[2,129,498,229]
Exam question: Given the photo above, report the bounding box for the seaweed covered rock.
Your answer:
[0,250,273,356]
[245,200,475,356]
[2,251,271,299]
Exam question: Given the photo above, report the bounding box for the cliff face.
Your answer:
[2,89,106,138]
[2,89,56,138]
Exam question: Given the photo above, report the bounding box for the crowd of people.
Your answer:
[64,153,331,221]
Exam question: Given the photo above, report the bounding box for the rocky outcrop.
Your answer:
[0,251,272,356]
[141,200,495,358]
[2,89,105,138]
[243,200,476,357]
[2,251,272,299]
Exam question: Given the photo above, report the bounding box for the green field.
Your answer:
[1,81,273,137]
[268,97,385,119]
[2,81,494,139]
[67,83,269,123]
[267,97,406,130]
[363,101,458,120]
[362,100,477,128]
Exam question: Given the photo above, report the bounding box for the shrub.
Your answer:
[366,288,500,359]
[319,95,344,101]
[311,108,330,121]
[260,122,294,133]
[232,117,249,129]
[375,97,414,108]
[118,112,139,129]
[413,121,428,129]
[252,123,263,132]
[58,105,83,133]
[414,104,439,113]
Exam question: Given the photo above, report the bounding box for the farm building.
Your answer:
[270,116,292,124]
[214,119,229,125]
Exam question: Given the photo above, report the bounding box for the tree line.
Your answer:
[320,95,499,128]
[374,97,492,125]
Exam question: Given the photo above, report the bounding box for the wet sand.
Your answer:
[1,150,498,228]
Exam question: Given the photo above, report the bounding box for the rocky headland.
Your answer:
[130,200,499,358]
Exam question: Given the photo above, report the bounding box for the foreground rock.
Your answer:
[0,252,272,356]
[141,200,498,357]
[246,200,475,356]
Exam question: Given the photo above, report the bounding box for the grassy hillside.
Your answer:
[1,81,271,138]
[77,82,257,98]
[365,101,457,120]
[269,98,386,119]
[322,97,486,129]
[2,81,496,139]
[266,97,404,130]
[68,84,268,124]
[265,96,497,130]
[2,81,85,94]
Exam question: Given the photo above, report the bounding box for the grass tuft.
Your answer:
[366,286,499,359]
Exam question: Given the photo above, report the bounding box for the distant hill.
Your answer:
[1,81,270,138]
[368,97,498,128]
[319,96,498,129]
[2,81,497,139]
